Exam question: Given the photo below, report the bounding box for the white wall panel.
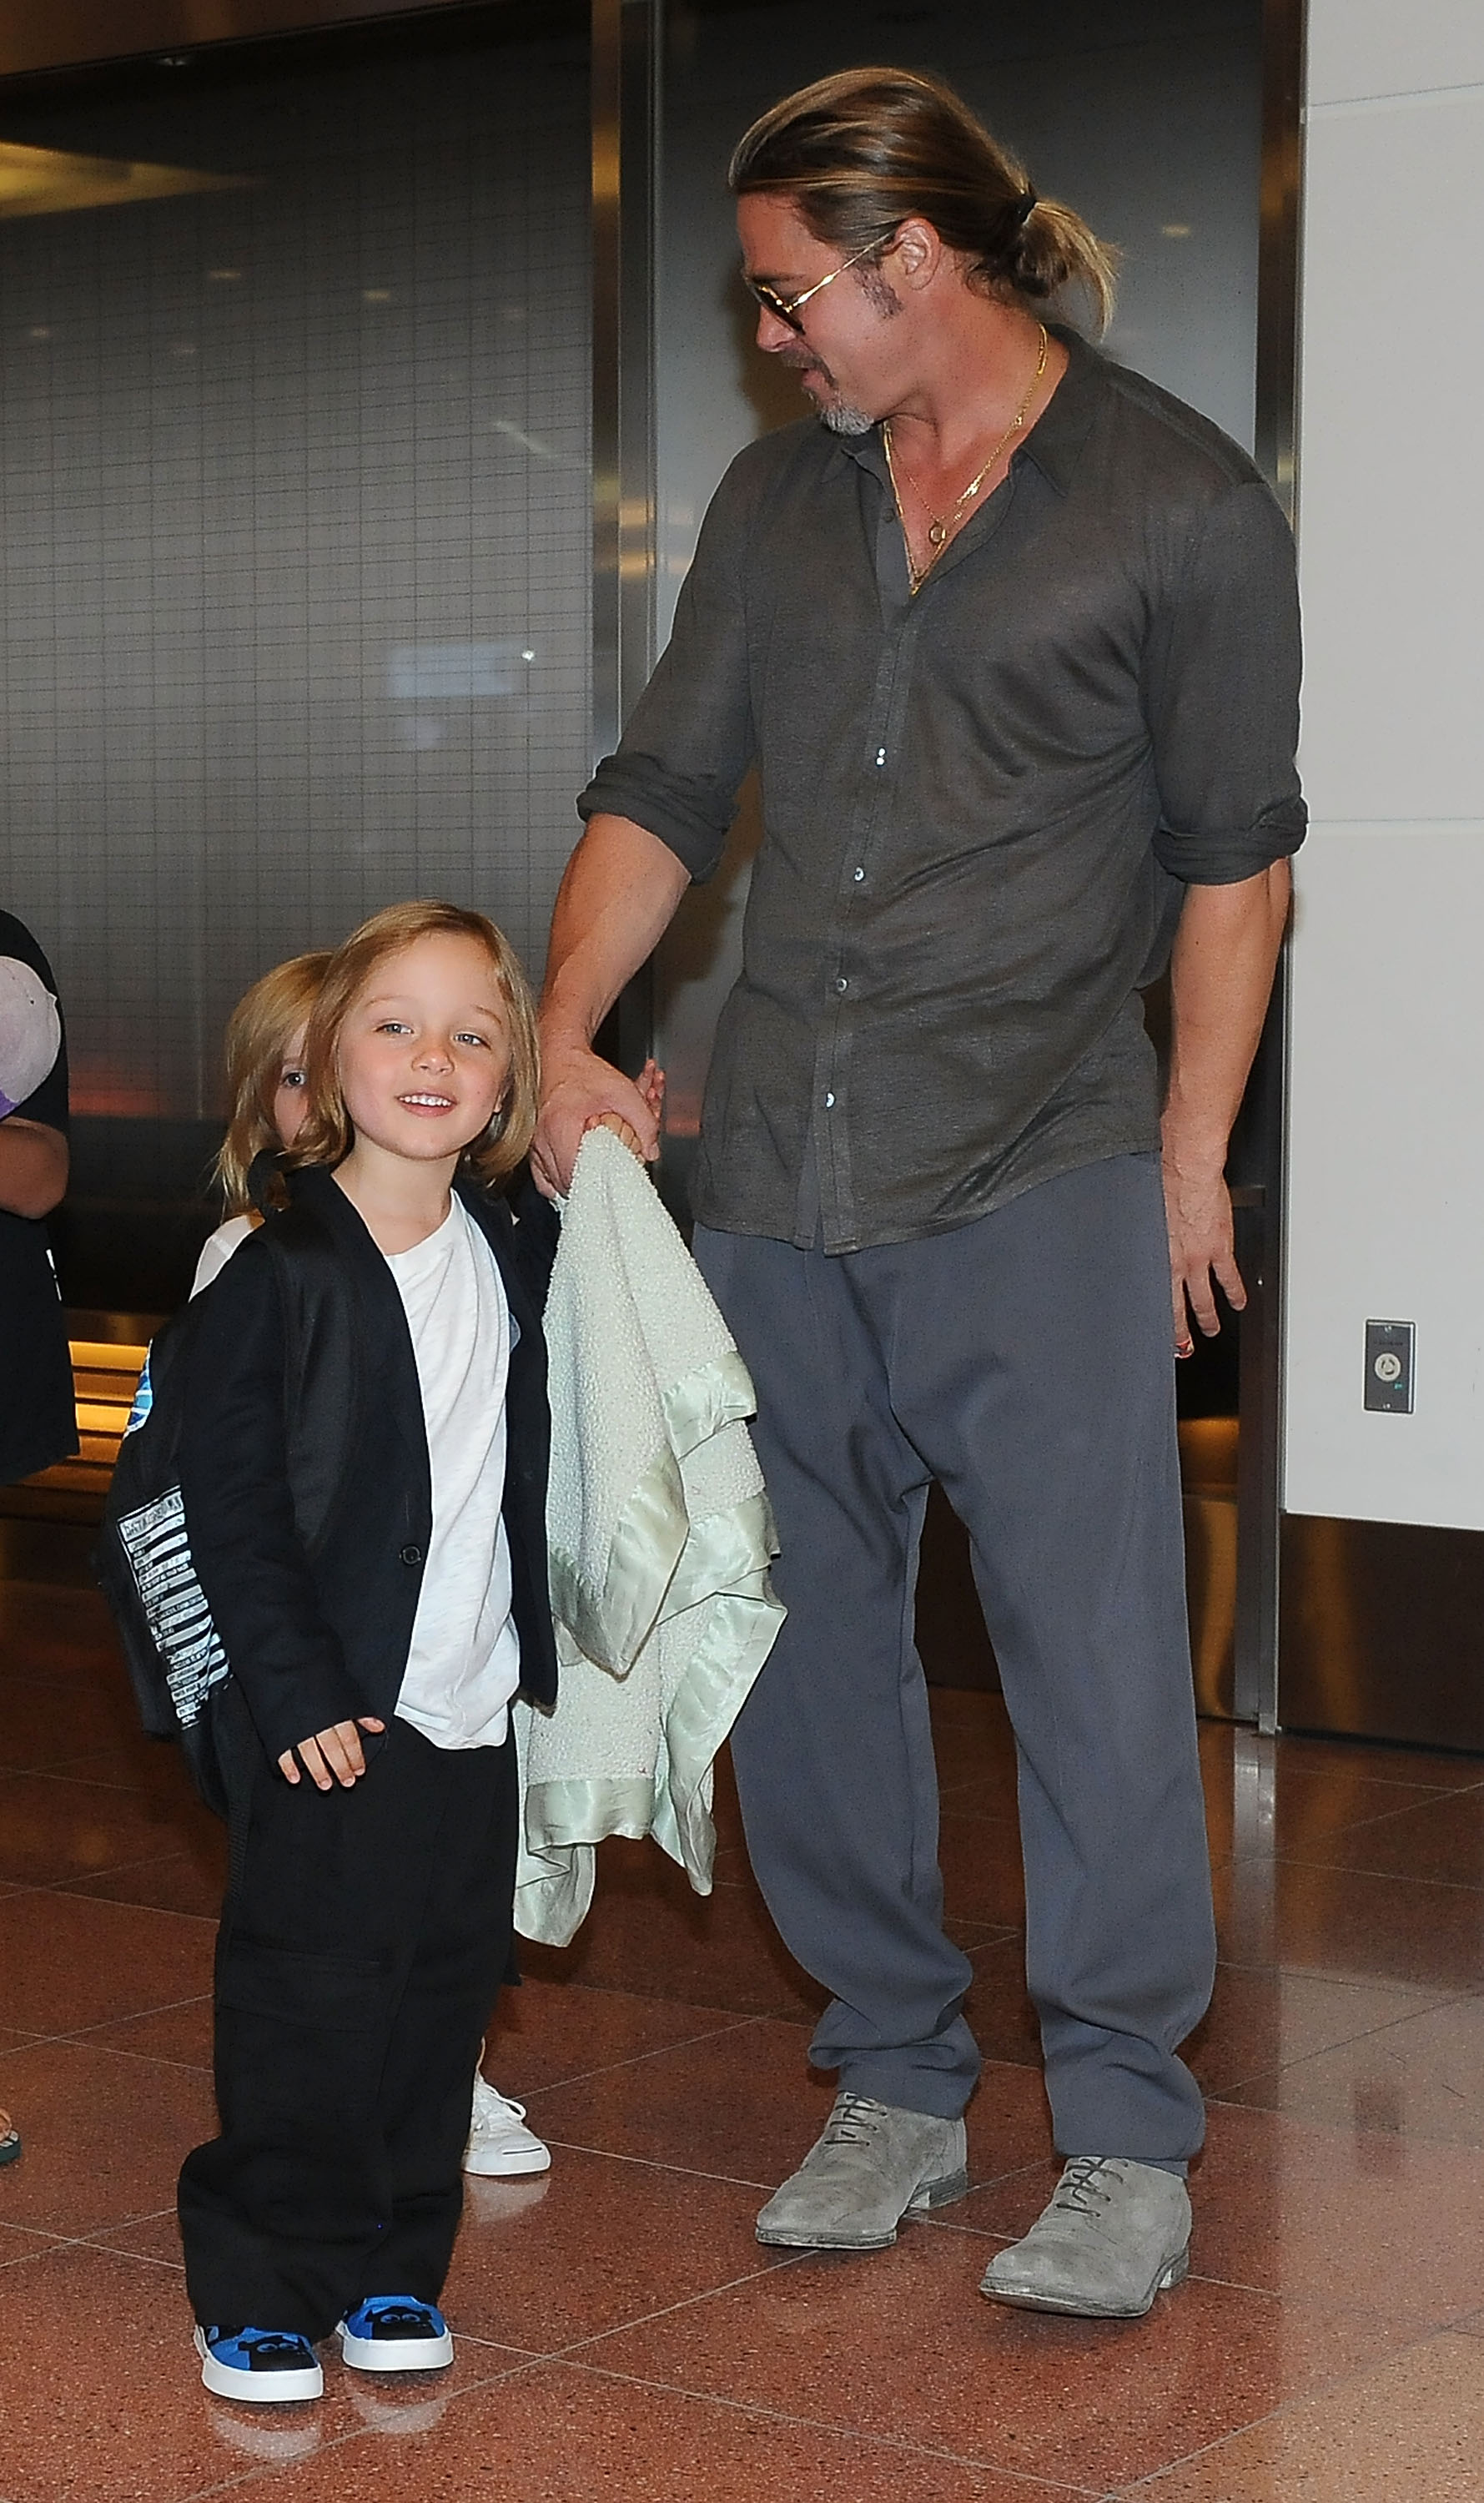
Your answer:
[1306,0,1484,109]
[1295,92,1484,825]
[1285,827,1484,1530]
[1285,3,1484,1532]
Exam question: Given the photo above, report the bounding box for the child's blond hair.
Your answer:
[289,900,540,1189]
[214,952,330,1215]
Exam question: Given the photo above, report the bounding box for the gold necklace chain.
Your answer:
[883,323,1049,592]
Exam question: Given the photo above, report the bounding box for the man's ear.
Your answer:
[889,216,947,292]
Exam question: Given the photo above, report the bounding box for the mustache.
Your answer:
[778,348,838,389]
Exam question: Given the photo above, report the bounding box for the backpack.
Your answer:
[96,1204,358,1816]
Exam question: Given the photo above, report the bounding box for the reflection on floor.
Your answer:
[6,1579,1484,2500]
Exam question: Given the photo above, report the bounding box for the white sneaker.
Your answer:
[463,2072,551,2178]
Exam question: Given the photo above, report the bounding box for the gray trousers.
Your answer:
[694,1153,1216,2164]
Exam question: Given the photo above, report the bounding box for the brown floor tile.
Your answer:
[1281,1785,1484,1890]
[1199,1734,1464,1870]
[1212,1854,1484,1992]
[1246,1730,1484,1790]
[0,1581,122,1684]
[78,1995,215,2072]
[519,1837,827,2022]
[0,1889,214,2032]
[442,2143,792,2353]
[0,2240,523,2503]
[1132,2329,1484,2500]
[63,1838,229,1920]
[962,1931,1041,2068]
[967,2103,1484,2332]
[0,1675,140,1774]
[939,1808,1026,1929]
[961,1941,1449,2104]
[0,2220,65,2269]
[486,1975,752,2098]
[0,1767,218,1887]
[249,2357,1054,2501]
[584,2218,1411,2490]
[523,2013,807,2187]
[0,2040,215,2238]
[1229,1991,1484,2147]
[528,2021,1052,2198]
[1184,1965,1457,2098]
[87,2206,187,2267]
[933,1730,1021,1812]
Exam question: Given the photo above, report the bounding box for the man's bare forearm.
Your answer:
[0,1117,68,1221]
[531,813,692,1194]
[540,813,692,1050]
[1160,861,1290,1342]
[1163,862,1290,1163]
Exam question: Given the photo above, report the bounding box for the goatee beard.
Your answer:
[821,400,873,436]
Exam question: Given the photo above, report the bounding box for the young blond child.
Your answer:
[177,901,561,2402]
[195,949,551,2190]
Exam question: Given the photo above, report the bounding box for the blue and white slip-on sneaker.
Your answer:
[336,2295,454,2374]
[194,2324,324,2404]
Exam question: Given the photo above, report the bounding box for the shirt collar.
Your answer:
[829,321,1105,499]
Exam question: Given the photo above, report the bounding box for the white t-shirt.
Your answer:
[385,1198,521,1751]
[192,1212,255,1296]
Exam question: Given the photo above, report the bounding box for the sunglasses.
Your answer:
[743,234,895,334]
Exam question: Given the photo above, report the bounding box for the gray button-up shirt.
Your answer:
[580,331,1305,1253]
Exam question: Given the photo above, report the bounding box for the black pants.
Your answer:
[178,1686,517,2339]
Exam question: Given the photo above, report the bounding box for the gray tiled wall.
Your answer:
[0,23,591,1136]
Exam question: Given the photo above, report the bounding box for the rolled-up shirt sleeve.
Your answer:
[578,447,761,883]
[1146,478,1306,886]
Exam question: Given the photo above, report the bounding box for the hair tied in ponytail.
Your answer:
[1014,187,1037,229]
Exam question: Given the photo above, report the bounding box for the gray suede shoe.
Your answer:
[756,2092,968,2250]
[978,2157,1191,2318]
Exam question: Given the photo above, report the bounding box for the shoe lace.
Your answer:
[822,2093,892,2148]
[1053,2156,1124,2216]
[473,2080,526,2126]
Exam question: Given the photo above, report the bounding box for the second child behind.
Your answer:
[176,899,557,2405]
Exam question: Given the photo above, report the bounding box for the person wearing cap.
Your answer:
[532,68,1303,2319]
[0,909,74,1497]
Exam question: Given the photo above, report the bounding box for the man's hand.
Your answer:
[532,1047,663,1198]
[1161,1127,1244,1357]
[278,1715,385,1790]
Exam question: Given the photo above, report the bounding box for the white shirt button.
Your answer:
[874,747,887,766]
[824,1091,835,1108]
[835,976,848,993]
[853,866,865,882]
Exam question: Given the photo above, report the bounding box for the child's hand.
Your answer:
[586,1060,666,1162]
[278,1716,385,1790]
[636,1058,666,1125]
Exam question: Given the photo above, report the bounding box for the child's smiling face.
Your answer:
[336,932,512,1168]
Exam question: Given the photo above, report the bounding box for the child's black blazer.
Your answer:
[177,1163,558,1769]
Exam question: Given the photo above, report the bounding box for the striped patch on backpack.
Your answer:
[115,1486,229,1729]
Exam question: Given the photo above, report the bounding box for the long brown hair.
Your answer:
[730,68,1118,333]
[214,951,329,1216]
[288,899,541,1191]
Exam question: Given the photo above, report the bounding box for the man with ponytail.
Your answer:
[537,68,1303,2321]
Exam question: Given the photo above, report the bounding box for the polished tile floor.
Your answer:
[6,1577,1484,2500]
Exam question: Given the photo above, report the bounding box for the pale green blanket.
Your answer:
[513,1126,785,1946]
